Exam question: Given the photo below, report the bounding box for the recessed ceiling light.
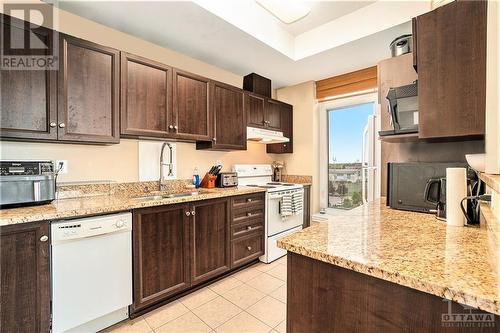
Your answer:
[256,0,311,24]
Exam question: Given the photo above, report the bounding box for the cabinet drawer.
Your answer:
[231,219,264,240]
[231,233,264,268]
[232,193,265,210]
[232,206,265,225]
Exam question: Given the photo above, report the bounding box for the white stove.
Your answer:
[233,164,304,263]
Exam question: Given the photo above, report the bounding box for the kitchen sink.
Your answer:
[132,192,198,202]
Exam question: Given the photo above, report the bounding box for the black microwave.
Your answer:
[387,162,468,213]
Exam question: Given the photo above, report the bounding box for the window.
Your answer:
[319,93,380,213]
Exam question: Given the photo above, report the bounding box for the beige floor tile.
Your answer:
[155,312,211,333]
[103,317,151,333]
[208,276,243,294]
[253,260,282,273]
[143,301,189,329]
[215,312,271,333]
[246,273,284,294]
[269,284,286,303]
[266,264,287,281]
[221,283,266,309]
[275,256,287,266]
[192,296,242,328]
[247,296,286,328]
[274,320,286,333]
[232,267,263,282]
[179,287,218,310]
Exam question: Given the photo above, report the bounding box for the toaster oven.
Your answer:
[0,161,56,208]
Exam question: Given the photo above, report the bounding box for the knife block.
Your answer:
[200,173,216,189]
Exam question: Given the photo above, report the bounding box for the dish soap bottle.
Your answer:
[193,167,200,188]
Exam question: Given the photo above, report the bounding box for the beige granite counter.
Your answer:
[277,198,500,315]
[0,187,266,226]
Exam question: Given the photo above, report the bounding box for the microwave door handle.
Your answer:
[424,178,440,204]
[33,181,41,201]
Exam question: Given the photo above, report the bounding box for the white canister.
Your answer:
[446,167,467,227]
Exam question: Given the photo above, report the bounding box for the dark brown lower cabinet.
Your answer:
[0,222,50,333]
[287,253,500,333]
[131,203,191,313]
[190,198,231,285]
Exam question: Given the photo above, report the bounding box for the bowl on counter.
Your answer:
[465,153,486,172]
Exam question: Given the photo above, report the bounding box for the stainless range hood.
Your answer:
[246,127,289,144]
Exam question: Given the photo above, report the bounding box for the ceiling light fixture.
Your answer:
[256,0,311,24]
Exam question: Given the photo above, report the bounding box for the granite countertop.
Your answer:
[277,198,500,315]
[0,187,266,226]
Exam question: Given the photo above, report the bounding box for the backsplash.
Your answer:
[282,175,312,184]
[56,179,192,200]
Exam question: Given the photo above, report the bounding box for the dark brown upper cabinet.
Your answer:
[190,198,231,285]
[0,15,57,141]
[1,222,51,333]
[172,69,211,141]
[131,203,191,313]
[413,0,486,139]
[58,34,120,143]
[197,81,247,150]
[267,102,293,154]
[120,52,172,138]
[264,99,283,131]
[245,93,266,128]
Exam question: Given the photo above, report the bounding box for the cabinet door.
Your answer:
[265,99,282,131]
[190,198,231,285]
[58,34,120,143]
[0,222,50,333]
[198,82,246,150]
[245,93,265,128]
[0,15,57,140]
[416,0,486,139]
[121,52,172,138]
[131,204,191,313]
[267,103,293,154]
[172,70,211,141]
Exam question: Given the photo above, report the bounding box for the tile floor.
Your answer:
[104,256,287,333]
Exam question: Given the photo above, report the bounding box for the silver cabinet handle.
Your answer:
[191,210,195,216]
[50,122,57,128]
[40,235,48,242]
[213,137,217,142]
[185,211,191,216]
[169,125,174,129]
[247,226,252,230]
[247,212,253,217]
[247,198,252,202]
[247,246,252,251]
[174,125,178,130]
[59,123,66,128]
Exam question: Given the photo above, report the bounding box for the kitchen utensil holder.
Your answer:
[200,173,217,188]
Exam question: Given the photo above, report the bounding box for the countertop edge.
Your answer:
[0,187,267,226]
[277,239,500,316]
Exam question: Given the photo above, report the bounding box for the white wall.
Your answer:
[0,2,275,182]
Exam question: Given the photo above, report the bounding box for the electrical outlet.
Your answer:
[56,160,68,175]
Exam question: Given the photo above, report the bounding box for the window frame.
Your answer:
[318,92,380,213]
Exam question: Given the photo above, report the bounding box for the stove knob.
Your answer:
[116,220,125,228]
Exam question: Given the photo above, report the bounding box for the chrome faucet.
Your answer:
[159,142,174,191]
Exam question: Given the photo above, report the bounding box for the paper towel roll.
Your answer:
[446,167,467,227]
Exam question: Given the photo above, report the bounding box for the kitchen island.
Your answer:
[277,199,500,332]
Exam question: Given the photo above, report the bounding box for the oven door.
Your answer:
[267,190,304,237]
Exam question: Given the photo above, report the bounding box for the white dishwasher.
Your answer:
[51,212,132,333]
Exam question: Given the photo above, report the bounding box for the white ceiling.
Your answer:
[56,1,426,89]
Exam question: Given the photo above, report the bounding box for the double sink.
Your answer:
[132,190,214,202]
